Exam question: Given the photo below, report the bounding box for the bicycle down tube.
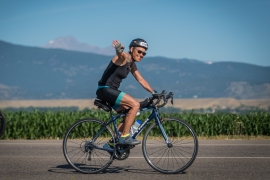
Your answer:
[132,107,171,146]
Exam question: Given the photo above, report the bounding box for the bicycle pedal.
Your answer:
[115,144,135,150]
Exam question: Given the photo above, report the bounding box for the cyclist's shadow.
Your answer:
[48,163,184,175]
[48,164,123,174]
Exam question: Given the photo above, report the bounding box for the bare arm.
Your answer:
[131,63,154,93]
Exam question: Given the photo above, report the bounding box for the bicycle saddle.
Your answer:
[94,98,112,112]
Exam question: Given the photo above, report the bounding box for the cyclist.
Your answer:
[96,38,155,145]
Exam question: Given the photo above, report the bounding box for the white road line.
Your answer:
[128,157,270,158]
[1,156,270,159]
[64,156,270,159]
[77,156,270,159]
[0,143,63,145]
[196,157,270,159]
[199,144,270,146]
[1,143,270,146]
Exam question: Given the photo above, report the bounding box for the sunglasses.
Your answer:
[137,50,146,56]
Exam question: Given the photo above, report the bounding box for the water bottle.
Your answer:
[130,119,142,136]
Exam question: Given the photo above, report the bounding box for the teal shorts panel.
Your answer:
[112,92,125,110]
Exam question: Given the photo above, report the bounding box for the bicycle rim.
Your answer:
[142,118,198,174]
[0,110,6,137]
[63,118,115,173]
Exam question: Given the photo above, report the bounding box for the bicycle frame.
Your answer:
[63,91,199,174]
[92,105,172,149]
[132,107,171,145]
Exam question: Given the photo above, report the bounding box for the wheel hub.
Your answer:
[167,142,173,148]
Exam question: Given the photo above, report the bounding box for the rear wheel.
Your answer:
[63,118,115,173]
[142,118,198,174]
[0,110,6,137]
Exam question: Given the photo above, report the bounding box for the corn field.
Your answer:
[1,109,270,139]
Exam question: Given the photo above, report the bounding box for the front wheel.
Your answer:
[142,118,198,174]
[0,110,6,137]
[63,118,115,174]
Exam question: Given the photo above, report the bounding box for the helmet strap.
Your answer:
[129,47,135,60]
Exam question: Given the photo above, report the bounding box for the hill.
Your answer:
[1,98,269,111]
[0,40,270,100]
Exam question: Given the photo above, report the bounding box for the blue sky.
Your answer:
[1,0,270,66]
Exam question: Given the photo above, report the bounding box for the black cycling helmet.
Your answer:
[129,38,148,50]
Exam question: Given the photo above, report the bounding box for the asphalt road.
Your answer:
[0,140,270,180]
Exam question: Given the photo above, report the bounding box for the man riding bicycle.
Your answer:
[96,38,155,145]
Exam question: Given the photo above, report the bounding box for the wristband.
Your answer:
[152,90,157,94]
[115,43,124,53]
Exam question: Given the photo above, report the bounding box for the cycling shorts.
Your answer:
[96,86,126,110]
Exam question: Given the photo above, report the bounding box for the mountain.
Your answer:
[0,40,270,100]
[43,36,115,56]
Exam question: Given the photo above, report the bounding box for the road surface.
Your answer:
[0,140,270,180]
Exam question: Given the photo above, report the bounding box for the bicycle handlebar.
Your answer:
[149,90,174,108]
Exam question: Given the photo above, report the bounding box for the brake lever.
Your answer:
[165,92,174,105]
[152,90,166,98]
[151,91,163,107]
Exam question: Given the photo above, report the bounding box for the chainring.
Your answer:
[113,144,132,160]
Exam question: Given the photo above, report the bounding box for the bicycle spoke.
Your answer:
[147,145,168,157]
[175,145,194,155]
[151,137,166,144]
[143,118,198,173]
[67,146,82,154]
[80,151,88,165]
[63,119,114,173]
[67,140,84,146]
[171,149,181,168]
[93,150,107,166]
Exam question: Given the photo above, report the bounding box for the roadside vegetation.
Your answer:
[0,108,269,140]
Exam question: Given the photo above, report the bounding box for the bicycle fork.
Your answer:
[153,109,173,148]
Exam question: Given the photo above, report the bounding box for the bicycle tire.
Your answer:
[63,118,115,174]
[0,110,6,137]
[142,118,198,174]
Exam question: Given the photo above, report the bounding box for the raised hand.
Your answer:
[112,40,124,53]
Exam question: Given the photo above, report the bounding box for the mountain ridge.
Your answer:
[1,40,270,100]
[42,36,115,56]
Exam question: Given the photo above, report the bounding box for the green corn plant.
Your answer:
[1,109,270,139]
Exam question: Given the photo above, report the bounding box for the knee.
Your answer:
[132,101,140,110]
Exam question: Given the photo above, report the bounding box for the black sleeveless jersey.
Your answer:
[98,60,132,90]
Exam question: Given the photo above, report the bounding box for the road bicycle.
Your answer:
[63,91,198,174]
[0,110,6,137]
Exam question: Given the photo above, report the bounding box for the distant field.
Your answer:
[0,98,269,110]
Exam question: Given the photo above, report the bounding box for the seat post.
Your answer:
[107,103,114,119]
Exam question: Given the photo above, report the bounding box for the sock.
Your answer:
[121,133,129,137]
